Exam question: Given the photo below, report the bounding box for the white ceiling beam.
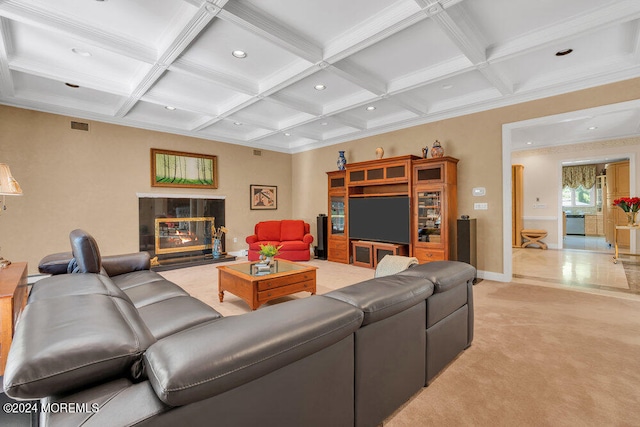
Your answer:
[170,59,258,95]
[192,95,262,131]
[219,2,322,63]
[117,4,219,117]
[413,0,466,9]
[427,5,486,65]
[323,3,426,63]
[0,18,14,97]
[629,16,640,62]
[329,112,368,130]
[388,93,428,115]
[281,127,321,141]
[425,3,512,95]
[10,57,131,96]
[269,92,323,116]
[328,60,387,96]
[477,64,513,95]
[114,64,167,117]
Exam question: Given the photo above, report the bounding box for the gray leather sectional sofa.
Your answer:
[3,229,475,427]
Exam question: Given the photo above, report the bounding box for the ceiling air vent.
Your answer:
[253,149,262,156]
[70,121,89,131]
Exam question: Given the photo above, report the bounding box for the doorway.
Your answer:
[502,100,639,285]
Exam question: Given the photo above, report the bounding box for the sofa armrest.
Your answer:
[246,234,258,244]
[303,233,314,244]
[102,252,151,277]
[144,296,363,406]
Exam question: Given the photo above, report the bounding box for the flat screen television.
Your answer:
[348,196,410,244]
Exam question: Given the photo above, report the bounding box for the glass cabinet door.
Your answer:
[416,189,442,243]
[330,196,345,235]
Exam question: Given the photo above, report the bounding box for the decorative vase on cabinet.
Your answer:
[431,140,444,158]
[337,151,347,170]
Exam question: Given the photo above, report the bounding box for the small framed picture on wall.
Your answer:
[250,185,277,210]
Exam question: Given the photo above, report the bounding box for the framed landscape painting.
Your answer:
[250,185,277,210]
[151,149,218,189]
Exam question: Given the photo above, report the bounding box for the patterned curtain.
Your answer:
[562,165,596,189]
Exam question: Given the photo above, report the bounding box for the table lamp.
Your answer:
[0,163,22,268]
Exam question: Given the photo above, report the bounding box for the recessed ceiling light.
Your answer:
[555,48,573,56]
[234,122,242,126]
[526,141,533,145]
[588,126,598,130]
[320,122,328,126]
[284,132,291,136]
[165,106,176,111]
[442,84,453,90]
[65,83,79,88]
[366,106,376,111]
[314,84,326,91]
[71,48,91,57]
[232,50,247,59]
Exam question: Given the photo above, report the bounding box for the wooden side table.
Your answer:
[0,262,28,375]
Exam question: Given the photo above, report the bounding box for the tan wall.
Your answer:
[2,77,640,276]
[292,77,640,276]
[0,106,292,274]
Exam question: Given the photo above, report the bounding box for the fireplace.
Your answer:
[138,195,234,270]
[154,216,214,255]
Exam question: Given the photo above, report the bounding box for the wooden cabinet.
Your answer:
[584,214,605,236]
[347,155,416,197]
[585,214,597,236]
[327,171,349,263]
[605,161,630,247]
[412,157,458,263]
[325,155,458,267]
[351,240,409,268]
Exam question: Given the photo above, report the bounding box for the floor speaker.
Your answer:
[316,214,328,260]
[457,218,477,268]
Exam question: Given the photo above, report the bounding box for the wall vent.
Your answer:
[70,121,89,131]
[253,149,262,156]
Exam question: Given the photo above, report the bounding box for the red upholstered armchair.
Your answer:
[246,220,314,261]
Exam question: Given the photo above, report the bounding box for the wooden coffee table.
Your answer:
[217,259,317,310]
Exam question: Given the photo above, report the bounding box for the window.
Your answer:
[562,185,595,207]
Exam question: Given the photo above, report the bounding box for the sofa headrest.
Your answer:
[3,294,156,400]
[398,261,476,293]
[69,229,102,274]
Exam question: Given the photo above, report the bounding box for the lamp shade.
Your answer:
[0,163,22,195]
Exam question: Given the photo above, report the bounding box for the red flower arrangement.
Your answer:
[613,197,640,212]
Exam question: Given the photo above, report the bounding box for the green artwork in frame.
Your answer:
[151,148,218,189]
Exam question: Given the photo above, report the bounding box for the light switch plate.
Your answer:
[474,203,488,210]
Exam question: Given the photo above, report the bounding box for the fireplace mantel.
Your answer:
[137,192,226,200]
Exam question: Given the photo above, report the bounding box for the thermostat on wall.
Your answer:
[472,187,486,196]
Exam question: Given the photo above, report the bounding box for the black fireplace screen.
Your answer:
[139,197,225,258]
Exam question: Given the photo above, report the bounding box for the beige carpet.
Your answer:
[160,259,640,426]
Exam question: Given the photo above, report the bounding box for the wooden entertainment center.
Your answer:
[326,155,458,266]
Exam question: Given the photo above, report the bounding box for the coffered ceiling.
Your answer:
[0,0,639,153]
